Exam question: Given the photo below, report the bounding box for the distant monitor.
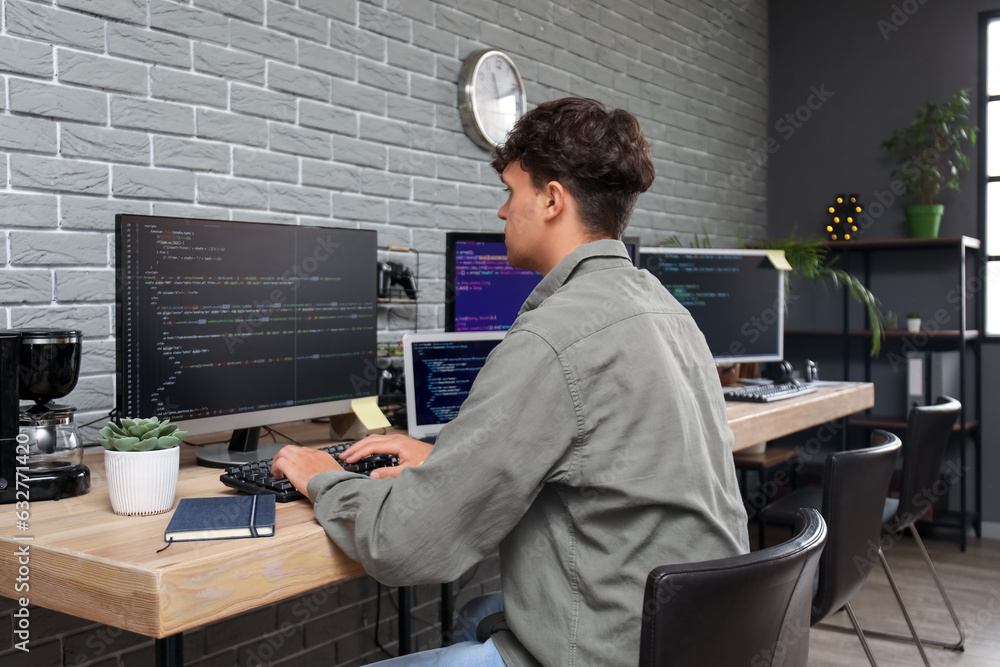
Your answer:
[445,232,639,332]
[402,331,505,441]
[116,214,378,466]
[639,248,785,364]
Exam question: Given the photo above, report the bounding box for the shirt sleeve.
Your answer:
[307,329,578,586]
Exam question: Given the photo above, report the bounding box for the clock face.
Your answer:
[459,50,526,149]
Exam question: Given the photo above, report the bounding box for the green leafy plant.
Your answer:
[907,311,920,319]
[99,417,187,451]
[660,234,886,356]
[881,89,977,205]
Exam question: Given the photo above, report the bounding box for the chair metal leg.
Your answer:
[819,546,933,666]
[861,524,966,651]
[876,547,931,666]
[844,601,880,667]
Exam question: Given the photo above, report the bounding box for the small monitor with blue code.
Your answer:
[402,331,505,441]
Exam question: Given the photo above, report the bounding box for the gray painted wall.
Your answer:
[769,0,1000,525]
[0,0,768,444]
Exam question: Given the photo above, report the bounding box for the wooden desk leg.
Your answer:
[398,586,411,655]
[441,582,454,645]
[156,634,183,667]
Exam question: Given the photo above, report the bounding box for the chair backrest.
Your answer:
[638,508,827,667]
[811,430,901,625]
[894,396,961,524]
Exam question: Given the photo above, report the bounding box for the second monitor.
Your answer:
[445,232,639,332]
[639,247,786,364]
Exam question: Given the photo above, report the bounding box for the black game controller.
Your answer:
[378,261,417,300]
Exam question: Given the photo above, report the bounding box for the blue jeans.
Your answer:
[374,592,506,666]
[373,637,505,666]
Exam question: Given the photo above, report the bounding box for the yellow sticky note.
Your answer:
[766,249,792,271]
[351,396,391,430]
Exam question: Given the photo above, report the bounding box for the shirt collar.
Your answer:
[519,239,632,316]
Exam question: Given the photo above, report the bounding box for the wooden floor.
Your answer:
[784,528,1000,666]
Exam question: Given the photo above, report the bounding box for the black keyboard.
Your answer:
[219,443,399,502]
[723,381,819,403]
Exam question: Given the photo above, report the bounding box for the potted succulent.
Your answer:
[906,311,921,333]
[881,89,977,239]
[99,417,186,516]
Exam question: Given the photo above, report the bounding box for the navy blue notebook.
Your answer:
[164,495,276,543]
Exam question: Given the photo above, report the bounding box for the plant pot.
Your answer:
[104,447,180,516]
[907,317,921,332]
[905,205,944,239]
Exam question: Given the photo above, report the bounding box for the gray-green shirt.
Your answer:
[308,239,749,666]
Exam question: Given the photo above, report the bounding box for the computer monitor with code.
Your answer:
[639,248,786,364]
[445,232,639,332]
[402,331,505,441]
[115,214,378,466]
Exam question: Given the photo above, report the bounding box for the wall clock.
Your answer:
[458,49,527,150]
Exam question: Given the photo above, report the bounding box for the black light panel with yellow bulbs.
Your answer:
[825,193,862,241]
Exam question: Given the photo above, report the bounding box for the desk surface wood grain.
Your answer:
[0,382,873,637]
[727,382,873,451]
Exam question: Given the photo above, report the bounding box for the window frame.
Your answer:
[979,10,1000,339]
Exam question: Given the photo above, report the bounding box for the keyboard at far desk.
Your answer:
[724,381,819,403]
[220,442,398,502]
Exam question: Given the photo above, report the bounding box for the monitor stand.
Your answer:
[194,427,287,468]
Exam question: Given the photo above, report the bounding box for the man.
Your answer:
[272,97,749,666]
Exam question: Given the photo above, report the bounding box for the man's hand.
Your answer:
[339,434,433,479]
[271,445,344,496]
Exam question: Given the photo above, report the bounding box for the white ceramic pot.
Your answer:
[104,447,180,516]
[906,317,921,333]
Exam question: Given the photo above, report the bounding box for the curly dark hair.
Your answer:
[491,97,655,240]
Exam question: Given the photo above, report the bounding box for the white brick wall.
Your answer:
[0,0,768,443]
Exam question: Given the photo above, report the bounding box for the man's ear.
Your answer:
[541,180,567,222]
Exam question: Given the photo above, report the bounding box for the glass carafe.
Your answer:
[18,409,84,472]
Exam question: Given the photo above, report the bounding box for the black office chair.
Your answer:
[873,396,965,652]
[759,430,910,666]
[638,508,827,667]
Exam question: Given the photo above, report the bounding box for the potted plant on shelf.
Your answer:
[881,89,977,239]
[99,417,187,516]
[906,311,921,332]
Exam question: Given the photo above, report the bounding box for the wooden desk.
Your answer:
[0,423,359,641]
[0,382,873,652]
[727,381,873,451]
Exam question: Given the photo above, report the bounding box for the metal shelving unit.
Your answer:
[786,236,983,551]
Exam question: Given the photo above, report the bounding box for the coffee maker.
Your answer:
[0,329,90,503]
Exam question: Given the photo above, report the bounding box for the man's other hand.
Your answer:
[339,434,433,479]
[271,445,344,496]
